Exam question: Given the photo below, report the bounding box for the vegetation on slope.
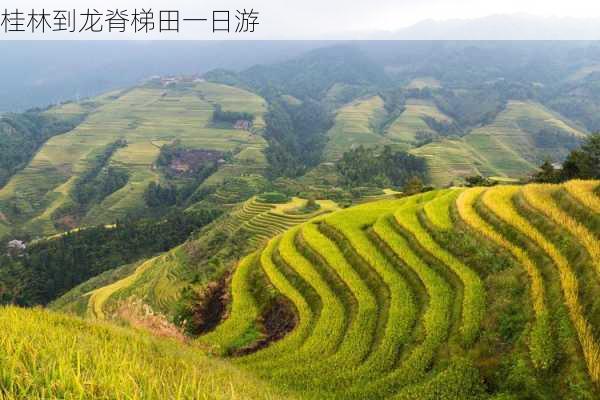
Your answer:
[0,209,219,306]
[0,306,286,400]
[262,98,333,178]
[0,106,88,188]
[5,42,600,399]
[3,179,599,399]
[192,180,600,399]
[336,145,427,189]
[325,95,388,160]
[0,82,267,238]
[51,196,338,331]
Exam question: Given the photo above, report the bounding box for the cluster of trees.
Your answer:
[374,87,407,135]
[379,87,406,115]
[0,111,84,188]
[144,179,219,209]
[532,133,600,183]
[543,72,600,133]
[422,116,463,137]
[144,182,178,208]
[264,98,333,178]
[336,145,428,189]
[433,87,507,128]
[464,175,498,187]
[72,140,129,207]
[0,209,220,306]
[212,104,254,124]
[241,45,389,100]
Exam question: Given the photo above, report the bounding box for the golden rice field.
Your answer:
[5,180,600,399]
[199,180,600,399]
[0,306,287,400]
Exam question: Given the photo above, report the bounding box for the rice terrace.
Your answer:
[1,38,600,400]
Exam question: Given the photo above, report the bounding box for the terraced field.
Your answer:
[414,101,588,186]
[55,196,340,322]
[324,98,584,186]
[464,101,585,174]
[224,196,339,247]
[200,180,600,399]
[0,82,267,238]
[325,96,389,160]
[324,97,453,159]
[385,99,453,145]
[411,138,498,186]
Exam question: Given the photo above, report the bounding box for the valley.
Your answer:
[1,41,600,400]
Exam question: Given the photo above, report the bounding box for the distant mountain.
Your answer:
[359,14,600,40]
[0,41,326,113]
[235,45,389,100]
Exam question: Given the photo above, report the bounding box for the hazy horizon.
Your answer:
[2,1,600,39]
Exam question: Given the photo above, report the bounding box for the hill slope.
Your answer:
[52,195,339,321]
[11,180,600,399]
[0,306,286,400]
[198,180,600,399]
[385,99,453,147]
[323,96,586,186]
[325,95,388,160]
[413,100,588,185]
[0,81,267,238]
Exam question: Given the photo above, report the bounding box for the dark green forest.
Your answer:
[0,209,220,306]
[336,146,427,188]
[263,98,333,178]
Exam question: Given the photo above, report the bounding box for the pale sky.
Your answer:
[2,0,600,39]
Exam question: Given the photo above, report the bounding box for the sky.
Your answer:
[2,0,600,39]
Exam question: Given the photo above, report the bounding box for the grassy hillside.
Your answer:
[465,100,586,173]
[0,82,267,238]
[0,306,286,400]
[196,180,600,399]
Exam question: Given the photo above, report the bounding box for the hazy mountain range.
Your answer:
[3,14,600,113]
[343,14,600,40]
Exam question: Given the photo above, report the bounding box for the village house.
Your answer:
[7,239,26,257]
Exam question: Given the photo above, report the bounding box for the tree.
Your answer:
[561,133,600,180]
[465,175,497,187]
[0,209,220,306]
[531,160,560,183]
[144,182,177,208]
[532,133,600,183]
[403,176,424,195]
